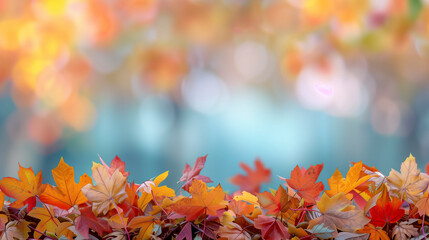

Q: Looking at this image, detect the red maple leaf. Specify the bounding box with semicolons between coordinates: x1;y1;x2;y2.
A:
254;214;290;240
99;155;129;177
284;164;324;204
369;197;405;227
230;159;271;194
75;202;111;238
179;155;212;191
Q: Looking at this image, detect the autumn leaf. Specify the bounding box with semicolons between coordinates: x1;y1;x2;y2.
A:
308;192;369;236
416;191;429;217
137;171;175;213
284;163;324;204
74;202;111;239
28;206;60;239
369;196;404;227
0;164;46;211
0;191;4;212
81;162;128;215
170;179;227;221
230;159;271;194
325;161;372;198
39;157;92;210
55;221;75;240
128;216;155;240
179;155;213;191
257;185;300;224
99;155;129;177
254;214;290;240
387;154;429;203
0;220;30;240
357;223;389;240
176;222;193;240
392;221;419;240
307;223;335;239
218;222;251;240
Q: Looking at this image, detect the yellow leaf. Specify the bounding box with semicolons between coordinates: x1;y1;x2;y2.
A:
28;206;60;239
233;191;260;206
387;154;429;203
128;216;154;240
326;162;372;198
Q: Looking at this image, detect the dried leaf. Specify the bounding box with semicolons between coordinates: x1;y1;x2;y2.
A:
81;162;127;215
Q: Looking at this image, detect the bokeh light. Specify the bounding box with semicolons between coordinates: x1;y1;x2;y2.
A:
0;0;429;187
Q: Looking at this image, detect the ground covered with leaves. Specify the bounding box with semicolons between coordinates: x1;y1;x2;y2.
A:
0;154;428;239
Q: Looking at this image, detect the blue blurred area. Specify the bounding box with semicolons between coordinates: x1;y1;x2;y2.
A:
1;82;426;191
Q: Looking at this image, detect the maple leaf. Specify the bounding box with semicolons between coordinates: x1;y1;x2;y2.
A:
74;202;111;239
284;163;324;204
128;216;155;240
230;159;271;194
257;185;299;224
0;191;4;212
307;223;335;239
39;157;92;210
218;222;251;240
387;154;429;203
357;223;389;240
0;220;30;240
254;214;290;240
99;155;129;177
0;164;46;211
55;221;75;239
228;191;259;217
227;200;254;218
176;222;193;240
179;155;213;191
369;196;404;227
308;192;370;236
392;221;419;240
325;161;373;198
28;206;60;239
81;162;128;215
170;179;227;221
416;191;429;217
137;171;175;212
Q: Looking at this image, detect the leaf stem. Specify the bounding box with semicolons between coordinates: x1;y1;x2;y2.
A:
27;224;56;240
36;195;59;227
113;203;130;240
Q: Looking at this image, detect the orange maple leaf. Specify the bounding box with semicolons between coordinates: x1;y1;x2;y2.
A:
357;224;390;240
284;163;324;204
230;159;271;194
28;206;60;239
325;161;372;198
257;185;300;225
39;157;92;210
0;164;46;211
170;179;227;221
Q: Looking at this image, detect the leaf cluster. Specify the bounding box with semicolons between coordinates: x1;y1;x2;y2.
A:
0;154;428;240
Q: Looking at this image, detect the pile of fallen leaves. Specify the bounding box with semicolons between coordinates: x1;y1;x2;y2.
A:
0;154;428;240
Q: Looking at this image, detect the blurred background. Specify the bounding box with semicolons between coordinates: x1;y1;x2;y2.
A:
1;0;429;189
